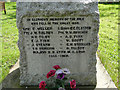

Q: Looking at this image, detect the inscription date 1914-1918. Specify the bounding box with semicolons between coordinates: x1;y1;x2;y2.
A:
49;54;69;57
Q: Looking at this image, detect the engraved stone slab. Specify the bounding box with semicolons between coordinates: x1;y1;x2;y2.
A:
17;1;99;86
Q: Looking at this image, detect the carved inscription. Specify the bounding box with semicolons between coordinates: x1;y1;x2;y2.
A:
22;17;92;57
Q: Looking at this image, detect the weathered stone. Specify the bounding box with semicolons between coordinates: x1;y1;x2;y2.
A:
17;0;99;86
1;68;20;88
1;56;117;89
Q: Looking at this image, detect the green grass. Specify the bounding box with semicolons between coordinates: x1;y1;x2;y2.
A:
0;2;119;88
98;4;119;88
0;2;19;83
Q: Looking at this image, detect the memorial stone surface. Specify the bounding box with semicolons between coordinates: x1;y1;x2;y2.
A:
17;0;99;86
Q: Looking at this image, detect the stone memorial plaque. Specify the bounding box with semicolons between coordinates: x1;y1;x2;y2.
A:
17;1;99;85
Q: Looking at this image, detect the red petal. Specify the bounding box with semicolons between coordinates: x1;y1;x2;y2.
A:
53;65;61;70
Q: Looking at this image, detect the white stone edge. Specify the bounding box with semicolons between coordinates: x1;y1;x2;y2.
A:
96;54;117;88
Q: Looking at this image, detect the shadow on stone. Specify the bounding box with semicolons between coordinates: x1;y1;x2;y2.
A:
1;68;20;88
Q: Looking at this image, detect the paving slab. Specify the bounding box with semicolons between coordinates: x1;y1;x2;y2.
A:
96;55;117;89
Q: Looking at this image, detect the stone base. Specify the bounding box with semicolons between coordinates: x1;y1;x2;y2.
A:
0;56;117;89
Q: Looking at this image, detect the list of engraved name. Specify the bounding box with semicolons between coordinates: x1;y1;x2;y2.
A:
22;17;91;57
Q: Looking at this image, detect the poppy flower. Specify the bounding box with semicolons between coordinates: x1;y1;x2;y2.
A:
39;81;46;89
56;69;63;75
56;68;70;75
46;70;56;78
57;73;65;79
53;65;61;70
70;80;76;88
62;68;70;74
